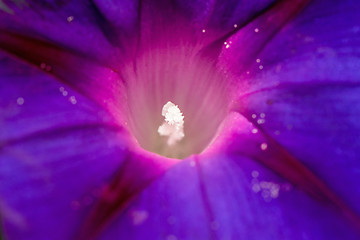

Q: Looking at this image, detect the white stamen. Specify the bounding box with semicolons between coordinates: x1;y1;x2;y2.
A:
158;101;185;145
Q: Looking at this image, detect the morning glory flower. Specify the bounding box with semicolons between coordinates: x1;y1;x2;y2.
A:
0;0;360;239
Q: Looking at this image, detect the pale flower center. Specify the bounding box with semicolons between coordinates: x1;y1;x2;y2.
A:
123;46;229;159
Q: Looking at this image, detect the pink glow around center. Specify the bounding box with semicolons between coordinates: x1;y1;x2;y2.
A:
122;45;230;159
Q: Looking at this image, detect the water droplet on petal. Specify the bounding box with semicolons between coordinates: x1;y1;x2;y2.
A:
16;97;24;105
67;16;74;22
257;119;265;124
167;235;177;240
260;143;268;150
131;210;149;226
69;96;77;104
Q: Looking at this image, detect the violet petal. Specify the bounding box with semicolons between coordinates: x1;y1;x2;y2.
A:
0;0;124;64
226;0;360;228
0;54;175;240
98;151;360;240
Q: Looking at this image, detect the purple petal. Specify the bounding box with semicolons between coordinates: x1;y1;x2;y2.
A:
218;0;311;86
1;0;359;239
225;0;360;225
96;151;360;240
0;54;116;141
0;53;121;239
0;54;175;239
0;0;126;64
175;0;276;30
79;151;176;240
0;31;130;125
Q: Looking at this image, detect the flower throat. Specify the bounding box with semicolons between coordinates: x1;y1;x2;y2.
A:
124;47;229;159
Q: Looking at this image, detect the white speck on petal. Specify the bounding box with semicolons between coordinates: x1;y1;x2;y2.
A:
131;210;149;226
67;16;74;22
252;184;261;193
257;119;265;124
69;96;77;104
16;97;24;105
260;143;268;150
167;235;177;240
251;172;288;201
